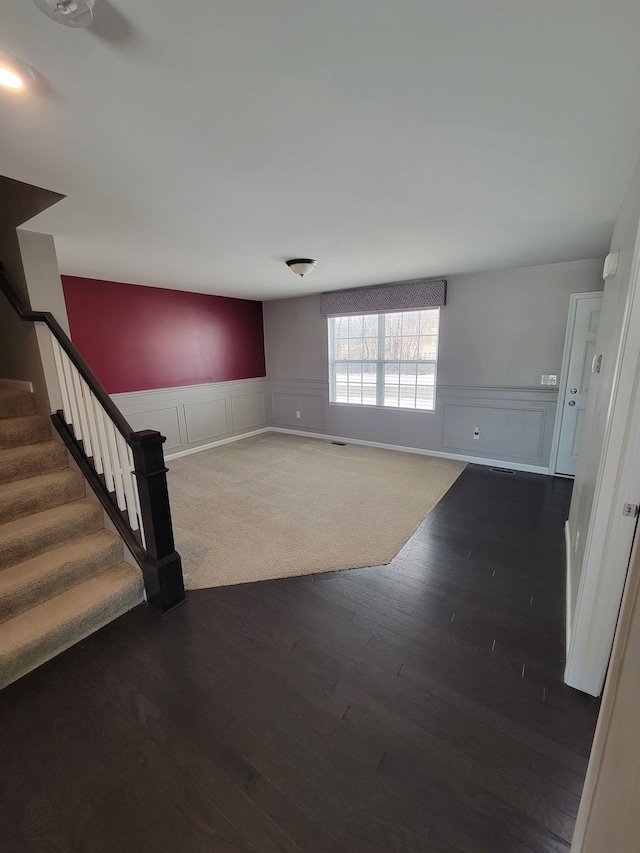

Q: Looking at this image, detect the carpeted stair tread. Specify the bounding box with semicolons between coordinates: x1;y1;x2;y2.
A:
0;499;103;570
0;562;144;689
0;530;123;623
0;469;85;524
0;440;68;485
0;388;35;420
0;414;51;450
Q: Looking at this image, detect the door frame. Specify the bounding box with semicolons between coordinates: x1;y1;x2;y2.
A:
565;220;640;696
549;292;603;477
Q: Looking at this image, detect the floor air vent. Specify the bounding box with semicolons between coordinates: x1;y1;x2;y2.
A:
490;466;516;474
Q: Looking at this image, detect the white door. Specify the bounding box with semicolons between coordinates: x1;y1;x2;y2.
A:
555;293;603;476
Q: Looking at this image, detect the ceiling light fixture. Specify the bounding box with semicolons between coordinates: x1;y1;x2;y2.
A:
33;0;96;29
0;53;35;90
286;259;317;277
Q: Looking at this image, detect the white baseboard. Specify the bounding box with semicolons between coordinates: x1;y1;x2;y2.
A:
269;427;550;474
164;428;270;460
0;378;34;393
163;422;551;474
565;520;572;657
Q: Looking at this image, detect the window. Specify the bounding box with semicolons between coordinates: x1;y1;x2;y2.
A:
328;309;440;411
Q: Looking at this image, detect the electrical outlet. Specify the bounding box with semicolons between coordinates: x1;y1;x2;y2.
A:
473;427;480;440
295;411;301;419
540;374;557;386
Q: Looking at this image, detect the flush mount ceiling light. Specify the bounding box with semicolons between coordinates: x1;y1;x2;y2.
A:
0;52;35;90
286;259;317;277
33;0;96;28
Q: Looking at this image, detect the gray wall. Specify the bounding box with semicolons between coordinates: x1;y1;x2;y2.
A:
567;159;640;621
264;258;604;469
0;176;64;415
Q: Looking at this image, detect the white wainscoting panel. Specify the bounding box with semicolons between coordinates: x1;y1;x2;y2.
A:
112;378;267;457
184;399;229;444
272;392;325;429
442;404;546;459
231;392;266;432
266;379;558;470
125;406;183;451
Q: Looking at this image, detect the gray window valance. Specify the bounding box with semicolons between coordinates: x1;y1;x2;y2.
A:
320;277;447;316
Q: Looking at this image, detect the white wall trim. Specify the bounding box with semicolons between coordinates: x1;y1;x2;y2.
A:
565;217;640;696
112;377;268;458
268;427;550;473
0;377;34;393
565;520;573;655
165;428;270;460
159;420;550;473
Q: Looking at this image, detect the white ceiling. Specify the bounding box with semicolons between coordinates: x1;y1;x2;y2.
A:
2;0;640;300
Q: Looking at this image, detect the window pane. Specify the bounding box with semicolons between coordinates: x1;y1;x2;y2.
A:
383;364;401;407
348;315;363;336
347;362;365;404
362;363;377;405
329;309;439;411
418;336;438;359
398;363;418;408
333;366;348;403
348;340;365;360
416;363;436;410
363;315;378;336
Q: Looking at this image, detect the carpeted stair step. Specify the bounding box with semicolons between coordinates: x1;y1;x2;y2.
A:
0;499;103;570
0;387;36;420
0;469;86;524
0;530;124;622
0;562;144;690
0;440;68;486
0;414;51;450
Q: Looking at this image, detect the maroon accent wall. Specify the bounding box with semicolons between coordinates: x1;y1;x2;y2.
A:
61;276;266;394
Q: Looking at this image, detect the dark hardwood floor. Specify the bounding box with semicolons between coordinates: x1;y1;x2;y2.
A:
0;464;600;852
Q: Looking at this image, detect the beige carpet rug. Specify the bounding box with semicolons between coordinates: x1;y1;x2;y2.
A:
168;433;466;589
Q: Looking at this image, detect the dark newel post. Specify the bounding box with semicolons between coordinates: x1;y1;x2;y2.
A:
129;429;186;614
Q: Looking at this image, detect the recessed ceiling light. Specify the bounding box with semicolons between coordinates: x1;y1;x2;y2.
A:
0;52;35;90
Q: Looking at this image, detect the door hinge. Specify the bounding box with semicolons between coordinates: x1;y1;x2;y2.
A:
622;503;639;518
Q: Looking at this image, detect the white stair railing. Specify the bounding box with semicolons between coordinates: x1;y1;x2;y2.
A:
50;337;147;548
0;259;185;614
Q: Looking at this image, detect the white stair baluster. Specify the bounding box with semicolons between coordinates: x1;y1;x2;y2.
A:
50;337;73;427
92;397;116;493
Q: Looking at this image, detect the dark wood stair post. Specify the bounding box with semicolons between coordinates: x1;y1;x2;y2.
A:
129;429;186;614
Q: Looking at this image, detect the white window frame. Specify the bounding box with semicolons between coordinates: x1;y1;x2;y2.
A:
327;309;439;412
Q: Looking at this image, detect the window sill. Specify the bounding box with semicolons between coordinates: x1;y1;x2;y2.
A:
328;401;436;415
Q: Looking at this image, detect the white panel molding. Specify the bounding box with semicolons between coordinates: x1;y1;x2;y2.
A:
112;377;267;458
126;405;183;451
442;403;546;460
115;377;553;472
265;377;557;468
437;384;559;401
230;391;266;432
184;398;229;444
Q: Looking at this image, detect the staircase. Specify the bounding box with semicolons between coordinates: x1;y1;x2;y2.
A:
0;386;143;689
